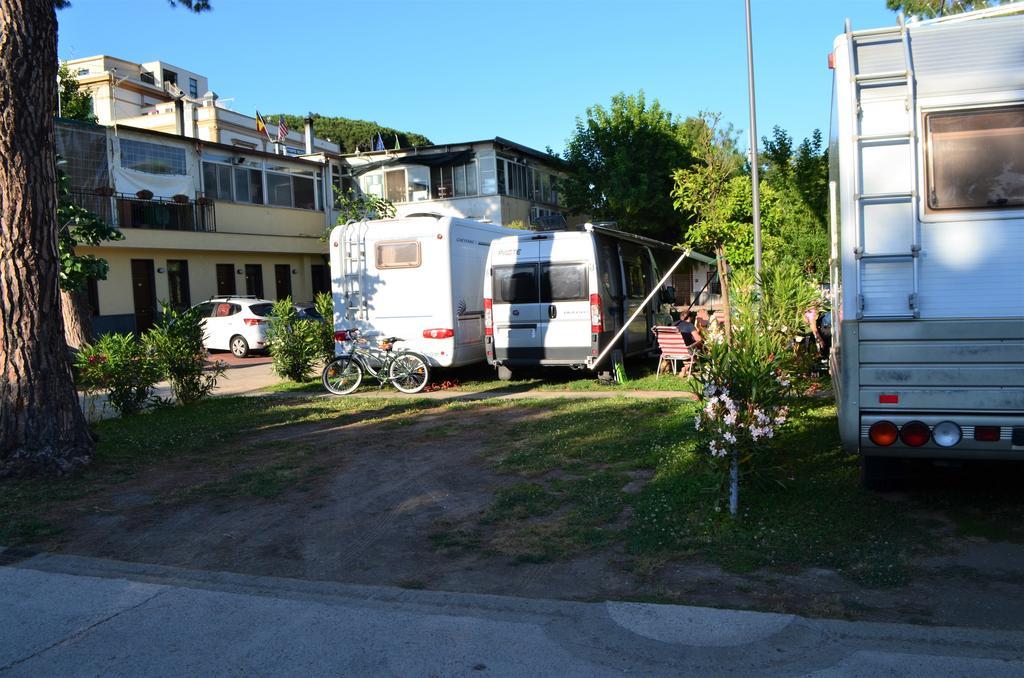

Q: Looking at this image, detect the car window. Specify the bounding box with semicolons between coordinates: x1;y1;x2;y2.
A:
192;302;216;318
212;303;239;318
296;307;323;320
249;303;274;317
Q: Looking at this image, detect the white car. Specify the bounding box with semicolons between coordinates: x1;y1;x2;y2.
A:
191;296;275;358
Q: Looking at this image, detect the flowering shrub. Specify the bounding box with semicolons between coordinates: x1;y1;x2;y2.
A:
75;332;162;416
689;265;803;513
265;298;324;382
145;304;225;404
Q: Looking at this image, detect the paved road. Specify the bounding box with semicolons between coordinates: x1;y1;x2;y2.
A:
1;552;1022;677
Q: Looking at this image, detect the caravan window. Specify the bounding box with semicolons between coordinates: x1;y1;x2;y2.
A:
493;265;539;304
925;106;1024;210
541;264;588;302
376;241;421;269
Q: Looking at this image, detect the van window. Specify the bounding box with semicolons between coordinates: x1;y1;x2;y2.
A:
493;265;538;304
541;264;588;302
926;106;1024;210
625;261;646;298
376;240;421;269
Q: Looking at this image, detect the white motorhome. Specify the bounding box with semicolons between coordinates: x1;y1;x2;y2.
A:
483;223;707;379
829;6;1024;486
328;215;519;368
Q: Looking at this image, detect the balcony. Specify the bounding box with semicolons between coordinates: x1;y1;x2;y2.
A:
115;193;216;232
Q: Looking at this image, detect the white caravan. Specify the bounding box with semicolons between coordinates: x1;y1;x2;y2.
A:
483;223;707;379
329;215;519;368
829;6;1024;485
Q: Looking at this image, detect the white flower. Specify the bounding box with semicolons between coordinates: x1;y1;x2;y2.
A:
724;432;737;444
694;416;702;431
703;384;717;397
781;325;788;333
723;411;736;425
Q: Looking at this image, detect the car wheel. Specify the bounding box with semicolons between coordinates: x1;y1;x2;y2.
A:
230;335;250;358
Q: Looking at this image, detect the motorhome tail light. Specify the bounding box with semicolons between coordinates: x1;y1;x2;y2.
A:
868;421;898;447
243;318;265;326
483;298;493;336
899;421;930;447
932;421;962;448
878;394;899;404
333;330;349;342
590;294;603;333
974;426;1000;442
423;328;454;339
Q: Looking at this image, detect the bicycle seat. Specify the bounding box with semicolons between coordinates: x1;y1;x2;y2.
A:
382;336;402;344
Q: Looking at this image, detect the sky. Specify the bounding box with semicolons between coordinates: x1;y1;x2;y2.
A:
57;0;898;154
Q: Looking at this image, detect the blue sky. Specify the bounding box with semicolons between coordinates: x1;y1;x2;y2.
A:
58;0;896;154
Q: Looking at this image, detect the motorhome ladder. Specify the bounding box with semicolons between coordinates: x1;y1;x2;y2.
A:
340;220;370;322
846;15;921;319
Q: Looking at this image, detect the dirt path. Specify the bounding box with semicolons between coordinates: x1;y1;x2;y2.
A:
32;401;1024;631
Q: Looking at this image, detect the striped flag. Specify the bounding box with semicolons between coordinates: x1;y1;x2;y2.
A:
255;111;271;139
277;116;289;142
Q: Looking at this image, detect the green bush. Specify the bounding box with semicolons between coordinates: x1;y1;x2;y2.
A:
75;333;162;416
145;304;225;404
265;297;324;382
314;291;336;363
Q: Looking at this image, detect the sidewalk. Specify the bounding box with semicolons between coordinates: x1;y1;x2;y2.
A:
2;552;1022;677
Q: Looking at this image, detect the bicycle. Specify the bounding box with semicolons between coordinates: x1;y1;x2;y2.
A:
322;328;431;395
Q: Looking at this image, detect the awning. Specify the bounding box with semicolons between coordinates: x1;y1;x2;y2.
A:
346;150;474;176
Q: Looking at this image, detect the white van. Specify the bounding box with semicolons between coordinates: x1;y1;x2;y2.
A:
329;214;519;368
483;223;686;379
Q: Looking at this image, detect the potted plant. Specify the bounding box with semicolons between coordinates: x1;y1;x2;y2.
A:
135;189;154;200
172;194;189;204
196;196;213;206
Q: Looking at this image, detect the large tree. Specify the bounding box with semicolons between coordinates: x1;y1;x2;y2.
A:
885;0;1005;17
0;0;206;476
558;91;703;243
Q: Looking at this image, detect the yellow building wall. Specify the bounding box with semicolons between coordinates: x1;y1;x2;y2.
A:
83;247;328;318
215;202;327;238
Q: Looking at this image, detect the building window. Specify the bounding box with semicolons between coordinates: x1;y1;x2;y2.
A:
234;167;263;204
360;173;384;198
431;161;477;200
385;169;406;204
496;158;506;195
202;162;233;200
121;139;187;175
265;169;318;210
293;175;315;210
166;260;191;311
479;156;497;195
245;264;264;298
140;71;155;85
926;106;1024;210
216;263;236;295
189;77;198;98
162;69;178;86
375;241;421;269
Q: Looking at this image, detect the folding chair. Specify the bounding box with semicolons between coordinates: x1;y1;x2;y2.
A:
652;325;696;377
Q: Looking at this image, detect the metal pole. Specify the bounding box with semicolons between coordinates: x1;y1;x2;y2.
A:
745;0;763;280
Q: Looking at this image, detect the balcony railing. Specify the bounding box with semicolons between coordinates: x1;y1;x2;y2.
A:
116;193;216;232
67;189;114;224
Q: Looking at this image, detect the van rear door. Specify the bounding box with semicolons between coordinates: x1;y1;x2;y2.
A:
491;261;543;362
539;262;592;362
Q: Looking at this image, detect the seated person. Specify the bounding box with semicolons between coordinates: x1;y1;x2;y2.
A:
674;311;703;348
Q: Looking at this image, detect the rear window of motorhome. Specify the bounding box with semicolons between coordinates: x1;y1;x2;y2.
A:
376;241;421;269
540;264;588;302
494;265;538;304
926;106;1024;210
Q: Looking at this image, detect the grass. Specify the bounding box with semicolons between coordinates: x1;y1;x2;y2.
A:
0;395;439;546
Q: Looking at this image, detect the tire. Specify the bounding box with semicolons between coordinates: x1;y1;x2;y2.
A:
389;352;430;394
322;357;363;395
230;335;250;358
496;365;514;381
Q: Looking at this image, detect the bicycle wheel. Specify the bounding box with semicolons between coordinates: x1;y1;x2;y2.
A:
388;351;430;394
322;356;363;395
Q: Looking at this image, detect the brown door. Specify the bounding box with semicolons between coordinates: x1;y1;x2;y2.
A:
275;264;292;301
216;263;237;296
131;259;157;332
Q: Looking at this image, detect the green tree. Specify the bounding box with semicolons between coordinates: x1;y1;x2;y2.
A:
57;166;124;346
885;0;1003;17
0;0;208;476
272;113;432;153
559;91;703;243
57;61;95;121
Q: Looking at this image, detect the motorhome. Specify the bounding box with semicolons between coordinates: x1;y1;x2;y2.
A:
329;215;519;368
483;223;710;379
829;6;1024;486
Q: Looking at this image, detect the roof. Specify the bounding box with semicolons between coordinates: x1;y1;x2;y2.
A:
341;136;564;168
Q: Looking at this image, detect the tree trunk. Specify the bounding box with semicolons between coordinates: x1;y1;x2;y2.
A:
61;288;93;349
0;0;94;475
